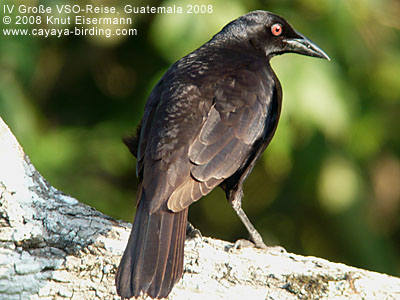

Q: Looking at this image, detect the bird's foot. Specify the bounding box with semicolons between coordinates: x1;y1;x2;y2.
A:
186;222;202;239
233;238;259;249
248;229;268;249
233;238;286;254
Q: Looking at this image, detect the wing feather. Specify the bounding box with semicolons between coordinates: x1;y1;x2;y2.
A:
198;107;229;144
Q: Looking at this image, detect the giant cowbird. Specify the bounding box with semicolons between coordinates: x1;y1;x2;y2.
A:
116;10;329;299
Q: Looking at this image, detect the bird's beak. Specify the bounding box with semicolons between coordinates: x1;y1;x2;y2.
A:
284;34;330;61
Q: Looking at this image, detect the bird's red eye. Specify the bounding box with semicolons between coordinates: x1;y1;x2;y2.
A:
271;23;283;36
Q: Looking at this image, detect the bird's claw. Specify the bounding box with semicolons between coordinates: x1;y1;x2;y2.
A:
186;222;202;239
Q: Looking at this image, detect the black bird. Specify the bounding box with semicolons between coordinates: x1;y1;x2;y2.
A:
116;10;329;299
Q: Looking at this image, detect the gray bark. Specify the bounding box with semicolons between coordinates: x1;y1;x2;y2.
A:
0;116;399;300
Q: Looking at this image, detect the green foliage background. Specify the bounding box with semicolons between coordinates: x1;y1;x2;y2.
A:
1;0;399;276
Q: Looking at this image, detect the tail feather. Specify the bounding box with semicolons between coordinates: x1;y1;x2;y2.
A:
136;212;162;286
162;207;186;296
116;197;188;299
147;211;174;296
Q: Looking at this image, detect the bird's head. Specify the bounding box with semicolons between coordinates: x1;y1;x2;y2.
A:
217;10;330;61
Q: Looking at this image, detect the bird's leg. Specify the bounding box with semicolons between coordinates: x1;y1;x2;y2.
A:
229;187;267;249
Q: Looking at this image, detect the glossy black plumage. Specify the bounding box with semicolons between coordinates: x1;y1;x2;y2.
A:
116;10;329;299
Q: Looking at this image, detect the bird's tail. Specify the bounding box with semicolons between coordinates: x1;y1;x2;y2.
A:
116;196;188;299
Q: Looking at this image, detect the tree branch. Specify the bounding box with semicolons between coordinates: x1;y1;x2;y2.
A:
0;116;399;300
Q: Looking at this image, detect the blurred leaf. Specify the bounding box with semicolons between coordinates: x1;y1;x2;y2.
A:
318;155;361;213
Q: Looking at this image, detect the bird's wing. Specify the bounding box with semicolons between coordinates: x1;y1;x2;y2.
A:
167;60;275;212
137;71;216;213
